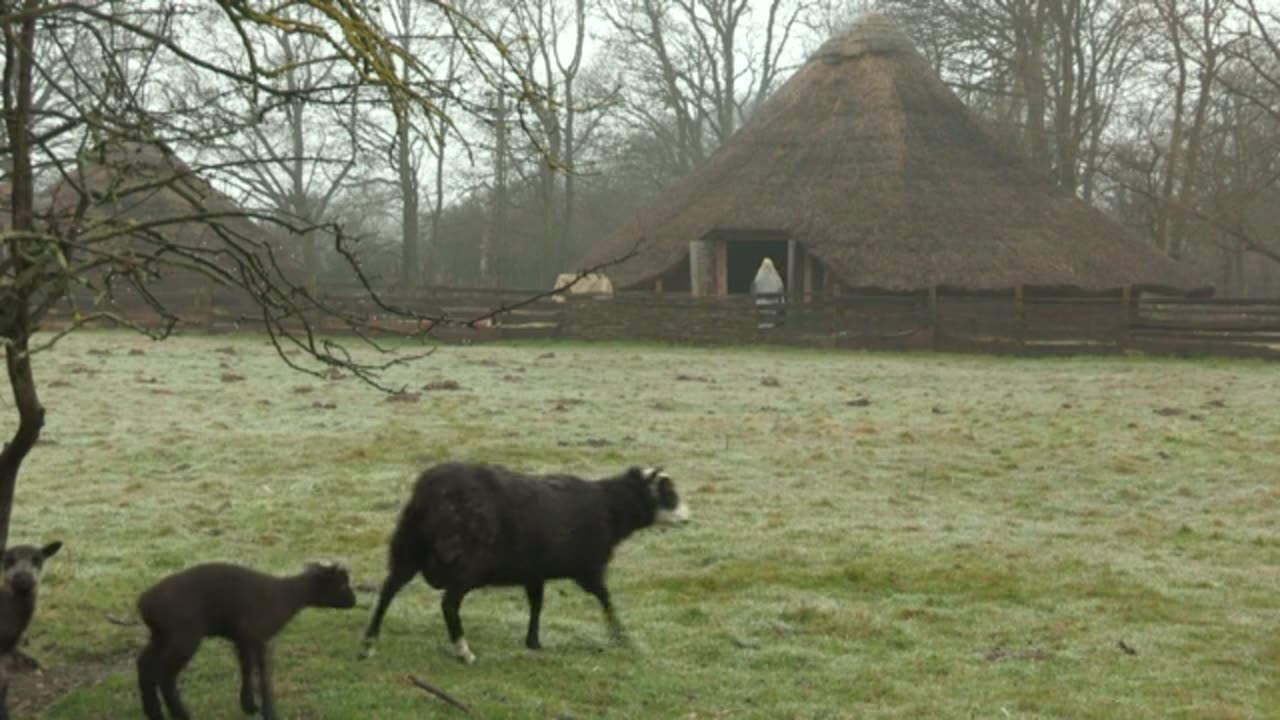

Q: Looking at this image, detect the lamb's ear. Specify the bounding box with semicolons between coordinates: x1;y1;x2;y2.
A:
637;466;663;482
41;541;62;559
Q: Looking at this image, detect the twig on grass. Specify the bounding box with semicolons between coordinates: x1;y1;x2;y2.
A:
407;673;474;715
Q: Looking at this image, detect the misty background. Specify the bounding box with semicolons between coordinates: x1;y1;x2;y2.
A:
12;0;1280;296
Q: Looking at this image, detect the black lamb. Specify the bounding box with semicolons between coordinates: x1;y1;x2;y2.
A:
362;463;690;663
136;561;356;720
0;541;61;720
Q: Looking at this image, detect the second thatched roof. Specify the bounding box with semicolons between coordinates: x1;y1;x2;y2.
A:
583;14;1203;292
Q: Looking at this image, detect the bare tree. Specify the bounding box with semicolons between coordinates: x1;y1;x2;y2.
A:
0;1;541;549
1228;0;1280;124
189;7;366;288
602;0;809;179
505;0;620;285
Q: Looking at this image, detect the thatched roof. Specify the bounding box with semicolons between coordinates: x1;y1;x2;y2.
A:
583;14;1204;292
44;140;262;246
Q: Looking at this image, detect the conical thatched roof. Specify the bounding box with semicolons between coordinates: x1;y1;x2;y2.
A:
583;14;1204;292
45;140;262;246
39;140;308;289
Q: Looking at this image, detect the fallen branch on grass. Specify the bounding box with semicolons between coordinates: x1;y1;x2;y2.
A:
407;674;473;715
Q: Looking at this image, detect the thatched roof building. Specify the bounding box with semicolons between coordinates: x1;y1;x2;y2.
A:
45;140;262;247
582;14;1204;296
40;140;306;293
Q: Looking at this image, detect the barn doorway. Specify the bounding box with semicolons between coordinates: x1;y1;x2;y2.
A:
725;239;788;294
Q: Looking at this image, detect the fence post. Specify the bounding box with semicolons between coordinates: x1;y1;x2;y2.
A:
786;240;798;304
1122;284;1136;349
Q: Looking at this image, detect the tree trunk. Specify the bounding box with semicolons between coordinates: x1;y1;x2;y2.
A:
0;1;45;551
1158;0;1188;257
1022;1;1051;177
1051;0;1079;191
397;107;420;289
431;130;446;285
563;90;576;274
485;92;508;286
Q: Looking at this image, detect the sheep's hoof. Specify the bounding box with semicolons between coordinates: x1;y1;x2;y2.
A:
454;638;477;665
525;637;542;651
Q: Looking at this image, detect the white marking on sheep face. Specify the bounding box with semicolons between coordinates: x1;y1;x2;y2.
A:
455;637;476;664
650;471;690;525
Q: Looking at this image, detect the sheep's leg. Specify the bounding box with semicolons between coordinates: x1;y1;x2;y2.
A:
441;587;475;664
136;638;167;720
157;637;200;720
255;644;278;720
234;640;258;715
575;574;628;645
361;564;415;658
524;581;545;650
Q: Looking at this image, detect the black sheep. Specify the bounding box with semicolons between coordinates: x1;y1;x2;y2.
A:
0;541;61;720
362;463;690;663
136;561;356;720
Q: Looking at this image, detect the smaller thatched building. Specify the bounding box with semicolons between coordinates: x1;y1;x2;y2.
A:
46;140;261;245
41;139;304;296
582;14;1203;298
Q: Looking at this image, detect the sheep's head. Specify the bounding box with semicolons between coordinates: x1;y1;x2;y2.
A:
639;467;691;526
304;561;357;609
2;541;62;594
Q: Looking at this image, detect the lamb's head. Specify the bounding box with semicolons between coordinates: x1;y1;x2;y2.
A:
3;541;62;594
637;467;691;526
303;561;358;609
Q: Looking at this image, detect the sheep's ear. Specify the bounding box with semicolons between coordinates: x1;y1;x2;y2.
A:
41;541;62;559
636;466;662;481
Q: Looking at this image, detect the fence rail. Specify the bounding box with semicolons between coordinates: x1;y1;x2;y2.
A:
44;285;1280;359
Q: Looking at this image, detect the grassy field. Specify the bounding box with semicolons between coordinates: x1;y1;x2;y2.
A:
6;329;1279;719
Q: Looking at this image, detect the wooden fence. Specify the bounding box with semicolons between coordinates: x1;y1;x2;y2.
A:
44;285;1280;359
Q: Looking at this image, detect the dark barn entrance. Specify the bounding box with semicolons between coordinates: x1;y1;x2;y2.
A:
725;239;788;294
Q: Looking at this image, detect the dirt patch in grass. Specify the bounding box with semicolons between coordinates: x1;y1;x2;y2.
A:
9;648;131;716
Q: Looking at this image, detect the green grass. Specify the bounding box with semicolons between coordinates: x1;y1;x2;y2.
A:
8;330;1280;719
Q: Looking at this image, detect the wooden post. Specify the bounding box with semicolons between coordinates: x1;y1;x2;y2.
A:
1122;284;1136;348
715;240;728;296
786;240;797;303
803;254;815;303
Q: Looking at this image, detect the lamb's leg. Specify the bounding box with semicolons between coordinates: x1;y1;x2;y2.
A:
361;563;415;658
255;644;278;720
0;679;10;720
157;636;200;720
136;638;167;720
524;581;545;650
575;573;628;645
441;587;475;664
235;640;258;715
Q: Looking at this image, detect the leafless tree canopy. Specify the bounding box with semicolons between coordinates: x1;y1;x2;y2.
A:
0;0;555;548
